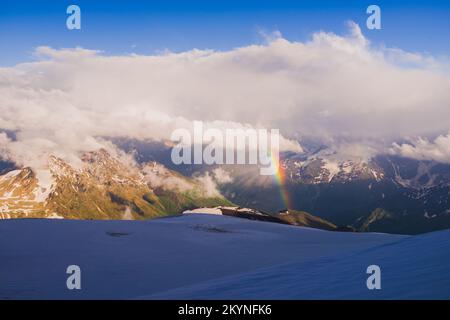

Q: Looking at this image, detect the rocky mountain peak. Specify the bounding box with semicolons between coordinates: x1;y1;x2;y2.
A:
0;149;230;220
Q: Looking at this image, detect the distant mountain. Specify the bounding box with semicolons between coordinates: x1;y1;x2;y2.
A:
5;138;450;234
0;149;231;219
106;139;450;234
211;149;450;234
0;159;15;175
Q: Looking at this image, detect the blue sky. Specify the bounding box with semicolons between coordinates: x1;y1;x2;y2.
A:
0;0;449;66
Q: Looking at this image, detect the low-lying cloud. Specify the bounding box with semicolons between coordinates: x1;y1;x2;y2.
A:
391;134;450;164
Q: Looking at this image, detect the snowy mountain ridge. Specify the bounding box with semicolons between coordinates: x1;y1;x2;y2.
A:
0;149;230;219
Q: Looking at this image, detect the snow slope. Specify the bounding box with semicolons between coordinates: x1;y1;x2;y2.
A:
149;227;450;299
2;213;443;300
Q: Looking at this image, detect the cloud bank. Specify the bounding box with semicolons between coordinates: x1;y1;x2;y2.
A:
1;22;450;168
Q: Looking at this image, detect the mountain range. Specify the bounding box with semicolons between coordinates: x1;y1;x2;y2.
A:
3;140;450;235
115;138;450;234
0;149;231;220
216;150;450;234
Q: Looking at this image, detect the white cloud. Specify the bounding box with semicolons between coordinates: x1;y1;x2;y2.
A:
391;134;450;163
193;172;221;197
211;168;233;184
1;22;450;168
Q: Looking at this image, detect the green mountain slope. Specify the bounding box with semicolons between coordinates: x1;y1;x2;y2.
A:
0;149;231;220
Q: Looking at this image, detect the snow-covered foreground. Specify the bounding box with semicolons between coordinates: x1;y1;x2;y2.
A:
0;214;448;299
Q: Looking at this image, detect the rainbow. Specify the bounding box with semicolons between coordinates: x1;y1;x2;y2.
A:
271;153;291;210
